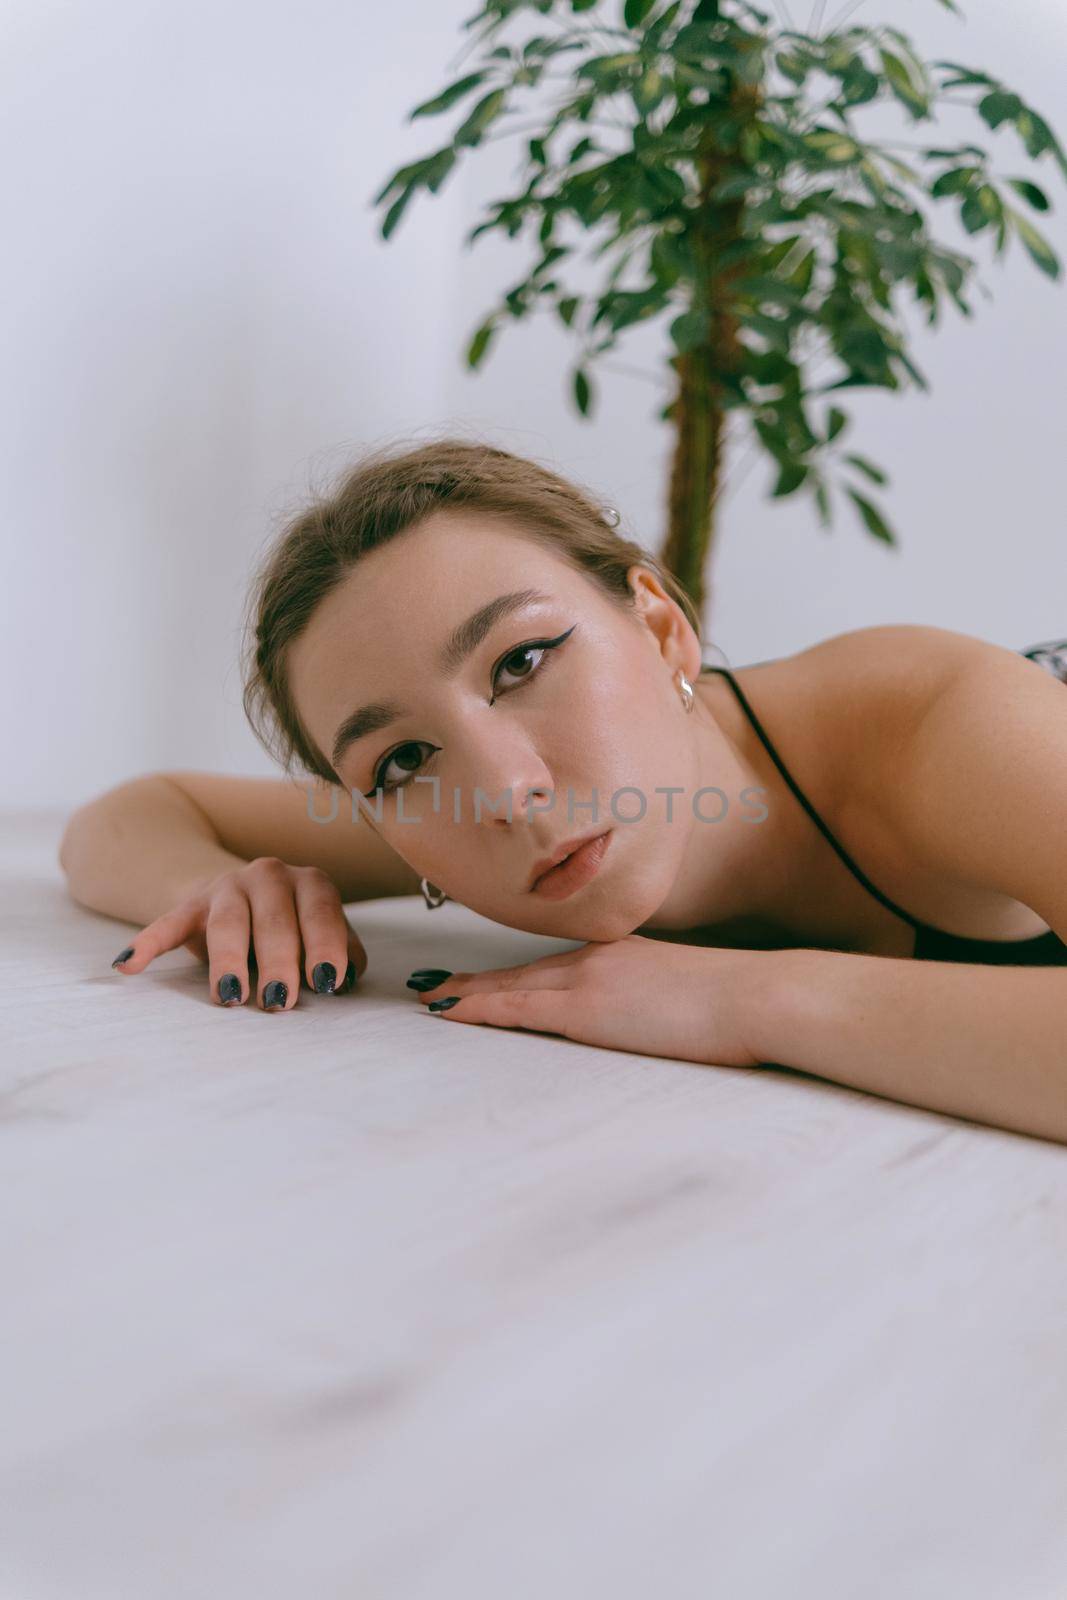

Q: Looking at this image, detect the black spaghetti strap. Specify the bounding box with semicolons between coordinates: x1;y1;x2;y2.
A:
702;665;929;931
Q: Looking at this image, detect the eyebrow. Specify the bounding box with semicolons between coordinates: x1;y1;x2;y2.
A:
329;587;554;772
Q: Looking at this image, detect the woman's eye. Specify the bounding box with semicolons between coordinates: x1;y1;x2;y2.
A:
368;626;574;795
493;642;546;692
491;625;575;697
371;742;431;795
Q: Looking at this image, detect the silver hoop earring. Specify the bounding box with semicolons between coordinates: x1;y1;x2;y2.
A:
675;669;694;713
420;877;448;909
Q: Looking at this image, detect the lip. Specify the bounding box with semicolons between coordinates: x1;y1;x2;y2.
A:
529;828;614;899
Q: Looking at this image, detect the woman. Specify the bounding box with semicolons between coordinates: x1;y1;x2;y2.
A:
61;439;1067;1143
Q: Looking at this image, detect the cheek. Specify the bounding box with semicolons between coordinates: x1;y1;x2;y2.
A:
585;672;692;791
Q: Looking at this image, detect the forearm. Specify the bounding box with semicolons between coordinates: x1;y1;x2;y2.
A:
59;776;248;927
752;948;1067;1145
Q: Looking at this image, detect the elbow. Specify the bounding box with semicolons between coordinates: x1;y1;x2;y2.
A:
57;807;92;900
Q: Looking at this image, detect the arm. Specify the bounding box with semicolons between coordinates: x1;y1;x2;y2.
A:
59;776;251;927
751;949;1067;1144
59;770;421;927
749;639;1067;1144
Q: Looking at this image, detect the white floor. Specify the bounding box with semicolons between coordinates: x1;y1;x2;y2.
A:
4;809;1067;1600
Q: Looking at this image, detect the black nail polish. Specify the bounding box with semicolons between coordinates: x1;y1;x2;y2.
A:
263;980;288;1010
313;962;337;994
218;973;242;1005
112;946;134;968
407;969;453;991
338;959;358;994
407;968;452;985
427;996;460;1012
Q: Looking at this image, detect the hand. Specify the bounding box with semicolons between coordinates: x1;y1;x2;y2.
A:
411;933;776;1069
109;856;368;1011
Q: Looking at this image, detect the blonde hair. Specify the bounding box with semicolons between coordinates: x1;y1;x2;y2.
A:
241;435;706;786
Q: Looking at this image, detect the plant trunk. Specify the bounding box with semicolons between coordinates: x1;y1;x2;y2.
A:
660;84;761;631
661;346;725;625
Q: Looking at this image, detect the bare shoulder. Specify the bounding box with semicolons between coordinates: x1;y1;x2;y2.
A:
828;627;1067;933
795;621;1009;697
782;623;1025;808
792;622;1063;831
791;622;1019;729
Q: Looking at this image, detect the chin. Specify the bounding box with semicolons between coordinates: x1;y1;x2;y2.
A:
540;880;667;944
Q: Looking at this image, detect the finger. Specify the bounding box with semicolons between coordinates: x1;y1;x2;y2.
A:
292;870;368;996
110;899;205;975
423;987;571;1037
183;930;210;964
414;951;581;1001
246;860;304;1012
204;881;253;1007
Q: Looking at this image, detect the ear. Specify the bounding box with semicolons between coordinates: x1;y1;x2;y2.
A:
625;565;703;680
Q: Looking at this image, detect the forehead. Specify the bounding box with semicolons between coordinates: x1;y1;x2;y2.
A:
286;511;607;740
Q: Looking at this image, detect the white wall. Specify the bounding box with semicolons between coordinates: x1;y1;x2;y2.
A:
4;0;1066;808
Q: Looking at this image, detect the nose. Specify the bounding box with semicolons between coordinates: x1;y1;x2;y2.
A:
464;728;554;827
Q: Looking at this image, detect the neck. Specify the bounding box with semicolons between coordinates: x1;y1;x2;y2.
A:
638;668;811;939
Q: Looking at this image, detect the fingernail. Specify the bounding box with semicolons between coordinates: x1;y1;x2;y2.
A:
313;961;337;994
407;968;453;991
427;996;460;1012
338;960;358;994
263;980;288;1010
112;946;135;968
218;973;242;1006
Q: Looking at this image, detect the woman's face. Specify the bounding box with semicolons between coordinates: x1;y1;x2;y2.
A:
287;511;715;942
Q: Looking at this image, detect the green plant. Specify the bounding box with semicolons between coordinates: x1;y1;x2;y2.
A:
371;0;1066;622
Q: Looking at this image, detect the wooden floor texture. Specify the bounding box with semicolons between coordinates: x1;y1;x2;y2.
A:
3;809;1066;1599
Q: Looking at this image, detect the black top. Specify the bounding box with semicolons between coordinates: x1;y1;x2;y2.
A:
700;663;1067;966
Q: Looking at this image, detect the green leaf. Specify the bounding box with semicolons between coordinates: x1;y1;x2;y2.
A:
776;50;808;86
842;452;888;486
1006;177;1050;212
466;320;497;369
803;129;859;163
815;371;877;396
453;88;507;149
977;183;1003;220
960;191;990;234
977;91;1023;131
669;309;710;355
579;52;640;83
845;487;896;545
423;148;457;194
771;460;809;498
1015;109;1067;179
814;478;832;529
878;48;929;119
409;72;487;121
754;415;792;464
1009;208;1061;279
634;67;667;115
930;165;979;198
624;0;656;24
922;145;987;160
573;367;593;416
372;156;432;207
381;185;416;240
557;296;580;328
825;406;848;443
840;62;880;107
931;63;997;89
785;247;817;295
